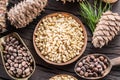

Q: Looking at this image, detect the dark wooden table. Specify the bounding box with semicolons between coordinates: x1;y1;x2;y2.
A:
1;0;120;80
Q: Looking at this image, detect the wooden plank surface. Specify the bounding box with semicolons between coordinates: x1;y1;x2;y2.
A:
0;0;120;80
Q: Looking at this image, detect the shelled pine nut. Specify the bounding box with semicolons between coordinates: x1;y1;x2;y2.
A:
34;13;85;63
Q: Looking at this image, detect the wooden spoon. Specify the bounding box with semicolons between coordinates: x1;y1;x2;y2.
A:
74;54;120;80
0;32;36;80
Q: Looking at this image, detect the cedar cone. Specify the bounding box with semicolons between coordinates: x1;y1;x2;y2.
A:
0;0;8;33
57;0;83;3
7;0;48;28
92;11;120;48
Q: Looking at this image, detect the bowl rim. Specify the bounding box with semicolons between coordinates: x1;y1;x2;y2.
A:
33;12;88;66
74;53;112;80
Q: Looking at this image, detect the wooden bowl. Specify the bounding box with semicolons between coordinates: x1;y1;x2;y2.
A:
49;74;78;80
33;12;87;66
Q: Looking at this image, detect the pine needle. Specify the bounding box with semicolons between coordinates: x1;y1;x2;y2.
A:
79;0;111;33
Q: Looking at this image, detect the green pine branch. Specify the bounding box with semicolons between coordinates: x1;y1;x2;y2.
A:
79;0;111;33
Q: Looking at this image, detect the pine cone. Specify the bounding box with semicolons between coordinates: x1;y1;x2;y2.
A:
7;0;48;28
0;0;8;33
92;11;120;48
57;0;83;3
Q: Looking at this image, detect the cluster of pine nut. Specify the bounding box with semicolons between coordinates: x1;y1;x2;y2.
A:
49;74;77;80
34;13;84;63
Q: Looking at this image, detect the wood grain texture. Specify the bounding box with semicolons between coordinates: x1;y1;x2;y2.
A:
0;0;120;80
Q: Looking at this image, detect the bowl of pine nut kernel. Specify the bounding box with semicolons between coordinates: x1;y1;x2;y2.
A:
33;12;87;65
49;74;78;80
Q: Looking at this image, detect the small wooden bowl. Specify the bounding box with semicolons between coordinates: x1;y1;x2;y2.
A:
49;74;78;80
33;12;87;66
